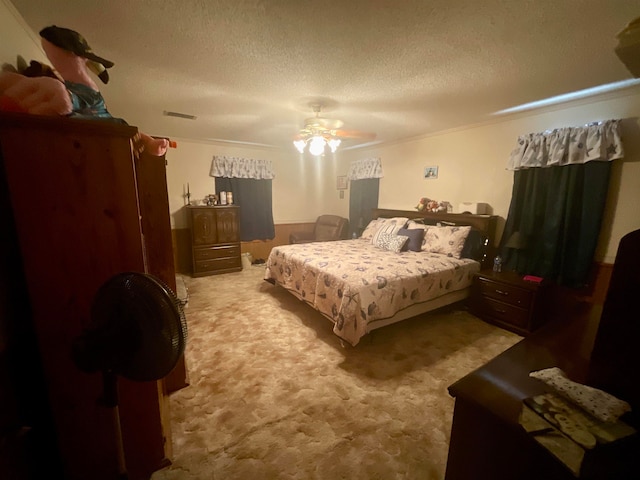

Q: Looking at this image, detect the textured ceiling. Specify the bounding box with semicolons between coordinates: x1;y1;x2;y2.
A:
9;0;640;150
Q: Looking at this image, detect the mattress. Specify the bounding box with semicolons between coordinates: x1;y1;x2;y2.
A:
264;239;481;345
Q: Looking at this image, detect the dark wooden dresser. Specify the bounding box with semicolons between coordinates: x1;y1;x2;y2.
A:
469;270;550;335
0;112;180;479
446;230;640;480
187;205;241;276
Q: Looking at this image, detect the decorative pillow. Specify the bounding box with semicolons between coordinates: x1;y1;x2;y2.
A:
422;225;471;258
530;367;631;422
405;220;432;251
374;232;408;253
368;217;409;245
397;227;425;252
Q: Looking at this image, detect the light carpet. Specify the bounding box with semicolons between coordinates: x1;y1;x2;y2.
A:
151;266;521;480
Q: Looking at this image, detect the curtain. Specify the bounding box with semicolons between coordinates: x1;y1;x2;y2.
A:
347;157;383;180
347;157;382;236
507;120;623;170
210;155;275;179
210;155;275;242
501;120;623;288
349;179;380;237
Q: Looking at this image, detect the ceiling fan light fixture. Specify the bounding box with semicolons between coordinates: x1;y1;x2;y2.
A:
293;135;342;156
328;138;341;153
294;103;372;155
293;139;306;153
308;136;327;156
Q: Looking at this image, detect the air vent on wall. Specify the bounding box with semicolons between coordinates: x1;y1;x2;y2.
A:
163;110;197;120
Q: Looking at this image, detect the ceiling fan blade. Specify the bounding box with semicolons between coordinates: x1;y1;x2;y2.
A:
293;132;308;141
304;117;344;130
332;129;377;140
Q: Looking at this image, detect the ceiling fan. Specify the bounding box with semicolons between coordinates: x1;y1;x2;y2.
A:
293;103;376;155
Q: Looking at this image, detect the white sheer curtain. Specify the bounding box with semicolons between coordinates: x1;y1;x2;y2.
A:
210;155;275;179
507;119;624;171
347;157;383;180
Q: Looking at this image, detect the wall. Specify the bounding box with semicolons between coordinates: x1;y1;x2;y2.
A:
341;87;640;263
0;0;45;66
164;139;349;229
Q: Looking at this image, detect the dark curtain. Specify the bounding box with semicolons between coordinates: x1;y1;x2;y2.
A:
215;177;275;241
348;178;379;237
501;161;612;288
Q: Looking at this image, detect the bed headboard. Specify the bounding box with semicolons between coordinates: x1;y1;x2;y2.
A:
372;208;498;250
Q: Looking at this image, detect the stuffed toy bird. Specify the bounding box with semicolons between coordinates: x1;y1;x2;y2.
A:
0;25;172;156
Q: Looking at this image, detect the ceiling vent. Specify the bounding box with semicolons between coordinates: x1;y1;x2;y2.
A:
163;110;197;120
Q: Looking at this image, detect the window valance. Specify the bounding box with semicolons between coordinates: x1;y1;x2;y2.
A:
507;119;624;171
210;155;275;179
347;157;383;180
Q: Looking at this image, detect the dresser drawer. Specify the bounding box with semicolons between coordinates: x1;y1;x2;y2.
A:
194;244;240;261
471;296;530;329
477;277;532;309
194;256;241;274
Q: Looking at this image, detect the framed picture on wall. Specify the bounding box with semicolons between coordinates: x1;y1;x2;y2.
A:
424;166;439;179
337;175;348;190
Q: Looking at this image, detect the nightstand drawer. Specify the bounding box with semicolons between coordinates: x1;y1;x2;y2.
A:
477;277;532;309
471;296;530;329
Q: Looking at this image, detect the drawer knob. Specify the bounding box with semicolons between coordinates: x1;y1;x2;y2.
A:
495;289;509;296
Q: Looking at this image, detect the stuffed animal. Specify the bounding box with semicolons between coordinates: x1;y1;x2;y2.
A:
0;25;171;156
415;197;451;213
416;197;430;211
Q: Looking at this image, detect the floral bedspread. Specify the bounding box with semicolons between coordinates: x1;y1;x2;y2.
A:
264;239;480;345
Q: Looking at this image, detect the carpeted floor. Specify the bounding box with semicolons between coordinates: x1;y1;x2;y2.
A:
151;266;521;480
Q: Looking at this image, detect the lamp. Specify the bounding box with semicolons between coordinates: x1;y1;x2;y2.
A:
294;135;341;155
504;231;529;274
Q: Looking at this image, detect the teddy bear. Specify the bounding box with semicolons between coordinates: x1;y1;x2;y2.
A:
0;25;171;156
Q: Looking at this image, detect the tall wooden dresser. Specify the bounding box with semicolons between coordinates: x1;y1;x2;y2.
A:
187;205;242;276
0;112;179;480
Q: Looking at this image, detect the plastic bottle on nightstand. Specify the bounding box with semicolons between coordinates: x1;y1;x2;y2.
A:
493;255;502;273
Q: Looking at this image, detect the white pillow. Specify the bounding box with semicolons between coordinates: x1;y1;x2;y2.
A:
374;232;408;253
423;225;471;258
369;217;409;245
530;367;631;423
360;218;385;241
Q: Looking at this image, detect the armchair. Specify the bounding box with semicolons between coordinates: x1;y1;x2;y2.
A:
289;215;350;244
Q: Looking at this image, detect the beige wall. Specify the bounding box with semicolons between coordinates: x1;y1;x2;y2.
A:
341;87;640;263
1;0;46;66
164;139;350;229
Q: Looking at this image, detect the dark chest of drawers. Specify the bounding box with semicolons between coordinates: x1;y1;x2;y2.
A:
469;270;549;335
187;205;241;276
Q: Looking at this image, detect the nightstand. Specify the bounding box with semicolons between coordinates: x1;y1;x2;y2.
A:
468;270;549;335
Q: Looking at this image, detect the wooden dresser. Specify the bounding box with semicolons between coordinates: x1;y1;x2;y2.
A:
446;230;640;479
468;270;550;335
187;205;242;276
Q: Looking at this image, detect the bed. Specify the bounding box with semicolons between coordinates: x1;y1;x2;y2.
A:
264;208;497;346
